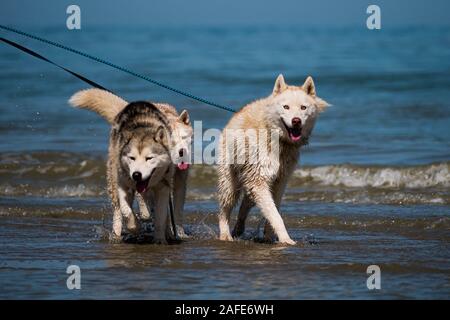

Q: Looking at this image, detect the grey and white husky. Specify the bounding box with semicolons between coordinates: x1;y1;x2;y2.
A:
70;89;192;243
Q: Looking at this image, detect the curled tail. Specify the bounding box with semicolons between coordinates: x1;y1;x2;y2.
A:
69;89;128;124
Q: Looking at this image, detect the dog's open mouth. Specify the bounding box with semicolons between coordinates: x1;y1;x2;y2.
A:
135;168;155;194
136;178;150;193
282;120;302;142
177;162;189;170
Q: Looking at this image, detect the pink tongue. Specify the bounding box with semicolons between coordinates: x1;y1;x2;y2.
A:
136;181;147;193
177;162;189;170
290;133;301;142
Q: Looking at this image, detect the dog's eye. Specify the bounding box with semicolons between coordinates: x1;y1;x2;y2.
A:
283;105;290;110
301;105;307;110
129;156;135;161
146;157;153;161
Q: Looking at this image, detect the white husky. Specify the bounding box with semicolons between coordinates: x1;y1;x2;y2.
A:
217;74;329;245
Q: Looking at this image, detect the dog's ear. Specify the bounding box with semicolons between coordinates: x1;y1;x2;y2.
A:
303;76;330;111
154;126;168;144
273;74;288;95
315;97;330;112
179;110;190;125
302;76;316;97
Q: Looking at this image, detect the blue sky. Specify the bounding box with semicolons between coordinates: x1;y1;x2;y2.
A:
1;0;450;27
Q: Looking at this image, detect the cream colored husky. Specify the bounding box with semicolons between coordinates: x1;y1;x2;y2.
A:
217;74;329;245
69;89;193;238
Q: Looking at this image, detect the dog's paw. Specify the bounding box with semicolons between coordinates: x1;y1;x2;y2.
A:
278;237;296;246
219;233;234;241
112;221;123;239
176;225;190;239
139;208;151;221
140;214;151;221
110;233;123;243
126;216;140;233
232;226;245;238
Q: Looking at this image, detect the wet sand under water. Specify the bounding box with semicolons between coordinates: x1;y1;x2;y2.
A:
0;201;448;299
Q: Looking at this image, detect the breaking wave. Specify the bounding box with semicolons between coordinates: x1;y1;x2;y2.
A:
292;163;450;189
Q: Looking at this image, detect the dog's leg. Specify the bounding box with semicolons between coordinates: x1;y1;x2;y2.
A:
263;178;288;242
107;152;123;238
165;213;178;241
136;192;151;220
232;194;254;237
111;207;123;238
118;186;138;233
172;167;189;238
263;220;275;242
153;185;170;244
109;187;123;238
248;181;295;245
217;165;240;241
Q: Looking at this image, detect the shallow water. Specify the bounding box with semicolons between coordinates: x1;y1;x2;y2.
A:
0;25;449;299
0;202;448;299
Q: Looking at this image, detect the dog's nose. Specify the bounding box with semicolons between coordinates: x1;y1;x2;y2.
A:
292;117;301;126
132;171;142;182
179;149;184;157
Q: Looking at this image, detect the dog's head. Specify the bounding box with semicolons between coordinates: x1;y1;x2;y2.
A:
120;127;171;193
169;110;193;171
268;74;329;144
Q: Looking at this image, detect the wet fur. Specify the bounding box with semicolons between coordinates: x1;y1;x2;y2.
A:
70;89;192;238
217;74;329;245
108;102;174;243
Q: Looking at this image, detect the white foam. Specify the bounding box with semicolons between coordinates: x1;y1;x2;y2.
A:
294;162;450;189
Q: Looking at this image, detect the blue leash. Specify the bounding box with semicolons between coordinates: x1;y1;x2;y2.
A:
0;24;236;113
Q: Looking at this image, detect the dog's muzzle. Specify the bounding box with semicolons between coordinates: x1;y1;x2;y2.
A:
176;148;190;170
282;118;302;142
132;169;154;193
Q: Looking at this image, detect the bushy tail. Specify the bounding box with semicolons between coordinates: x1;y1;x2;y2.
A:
69;89;128;124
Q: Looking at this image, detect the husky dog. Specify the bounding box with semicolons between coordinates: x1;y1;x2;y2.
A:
217;74;329;245
109;101;172;242
69;89;192;241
